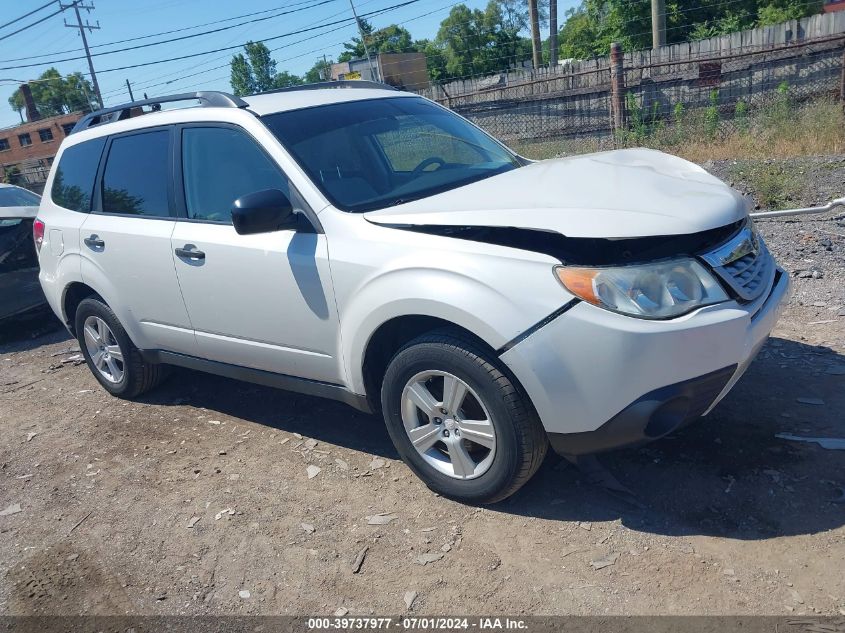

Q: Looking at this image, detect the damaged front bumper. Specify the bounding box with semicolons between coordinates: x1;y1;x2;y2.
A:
500;268;790;456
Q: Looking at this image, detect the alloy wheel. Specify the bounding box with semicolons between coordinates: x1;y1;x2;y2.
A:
400;370;496;480
82;316;125;384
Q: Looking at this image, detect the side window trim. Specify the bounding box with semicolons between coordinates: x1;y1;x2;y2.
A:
175;122;322;233
92;125;179;220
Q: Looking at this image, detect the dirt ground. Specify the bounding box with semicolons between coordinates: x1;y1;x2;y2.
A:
1;167;844;618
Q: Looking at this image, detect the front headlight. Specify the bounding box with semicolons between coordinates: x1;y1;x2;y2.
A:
555;258;729;319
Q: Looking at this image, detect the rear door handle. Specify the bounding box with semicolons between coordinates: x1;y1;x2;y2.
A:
175;245;205;261
83;234;104;249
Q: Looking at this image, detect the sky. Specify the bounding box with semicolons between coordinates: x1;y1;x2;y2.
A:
0;0;580;130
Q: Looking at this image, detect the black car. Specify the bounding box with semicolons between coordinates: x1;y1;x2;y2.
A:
0;184;44;322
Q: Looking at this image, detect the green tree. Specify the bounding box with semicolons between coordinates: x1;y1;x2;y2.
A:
8;68;97;120
338;18;376;62
417;39;448;83
433;2;530;80
556;6;601;59
556;0;822;58
273;71;303;89
304;58;334;83
757;0;817;26
245;42;277;92
230;53;255;96
229;42;302;96
338;22;417;62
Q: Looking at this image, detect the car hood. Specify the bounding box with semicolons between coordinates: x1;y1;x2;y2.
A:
364;148;747;238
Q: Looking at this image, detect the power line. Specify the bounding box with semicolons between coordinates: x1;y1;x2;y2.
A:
94;0;423;76
0;0;321;64
0;0;341;71
0;0;57;32
0;2;74;42
132;0;460;99
97;0;392;97
91;0;448;101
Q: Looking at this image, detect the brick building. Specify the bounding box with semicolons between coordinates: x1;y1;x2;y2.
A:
0;111;82;190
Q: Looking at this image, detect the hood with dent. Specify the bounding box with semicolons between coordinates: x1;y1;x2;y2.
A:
365;148;746;238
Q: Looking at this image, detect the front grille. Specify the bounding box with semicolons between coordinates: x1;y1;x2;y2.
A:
701;225;775;302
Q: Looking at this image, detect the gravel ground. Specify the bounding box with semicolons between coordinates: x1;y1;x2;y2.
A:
0;156;843;618
707;155;845;316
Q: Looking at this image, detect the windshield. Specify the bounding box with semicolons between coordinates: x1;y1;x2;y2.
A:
0;186;40;207
262;97;523;213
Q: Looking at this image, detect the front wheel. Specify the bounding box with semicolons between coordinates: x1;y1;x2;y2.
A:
380;329;548;504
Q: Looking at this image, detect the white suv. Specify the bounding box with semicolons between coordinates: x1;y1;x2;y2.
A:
35;82;789;503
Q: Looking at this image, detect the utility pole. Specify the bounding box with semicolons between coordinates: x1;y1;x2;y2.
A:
61;1;103;109
527;0;542;70
549;0;558;68
125;79;134;101
651;0;666;49
348;0;379;82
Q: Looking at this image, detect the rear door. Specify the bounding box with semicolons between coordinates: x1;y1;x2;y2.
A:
169;124;339;382
37;137;106;322
79;127;196;354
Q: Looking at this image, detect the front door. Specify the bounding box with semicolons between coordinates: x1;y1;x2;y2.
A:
79;127;196;355
170;125;339;383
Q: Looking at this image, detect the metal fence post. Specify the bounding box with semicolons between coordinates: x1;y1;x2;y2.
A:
840;45;845;112
610;42;626;134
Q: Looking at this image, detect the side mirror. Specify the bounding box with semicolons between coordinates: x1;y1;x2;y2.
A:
231;189;298;235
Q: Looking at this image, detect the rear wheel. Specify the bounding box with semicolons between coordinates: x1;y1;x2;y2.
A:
381;329;547;504
74;297;168;398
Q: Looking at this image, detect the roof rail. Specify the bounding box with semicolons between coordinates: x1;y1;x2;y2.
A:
70;91;249;134
254;80;399;96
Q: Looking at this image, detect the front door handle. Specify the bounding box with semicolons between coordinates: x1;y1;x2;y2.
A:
175;245;205;261
83;234;105;249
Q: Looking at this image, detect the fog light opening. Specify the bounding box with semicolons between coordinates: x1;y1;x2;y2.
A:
644;397;691;438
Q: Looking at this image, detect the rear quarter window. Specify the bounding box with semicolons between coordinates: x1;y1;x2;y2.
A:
50;137;106;213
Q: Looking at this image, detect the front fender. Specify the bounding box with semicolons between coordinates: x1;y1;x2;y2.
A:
340;264;564;394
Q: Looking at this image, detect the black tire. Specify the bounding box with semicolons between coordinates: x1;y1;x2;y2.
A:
74;297;168;398
380;328;548;504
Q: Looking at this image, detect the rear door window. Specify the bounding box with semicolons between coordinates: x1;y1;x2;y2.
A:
50;137;106;213
101;130;172;217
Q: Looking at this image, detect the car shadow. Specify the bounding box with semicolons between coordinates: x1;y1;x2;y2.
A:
0;307;65;349
138;335;845;541
7;318;842;540
495;336;845;540
139;369;400;462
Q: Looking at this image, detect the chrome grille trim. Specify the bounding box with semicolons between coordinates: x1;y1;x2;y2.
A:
701;226;775;302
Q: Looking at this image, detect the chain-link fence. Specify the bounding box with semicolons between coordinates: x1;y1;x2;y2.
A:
419;11;845;158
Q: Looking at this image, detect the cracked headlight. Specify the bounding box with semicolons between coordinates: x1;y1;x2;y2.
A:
555;258;729;319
